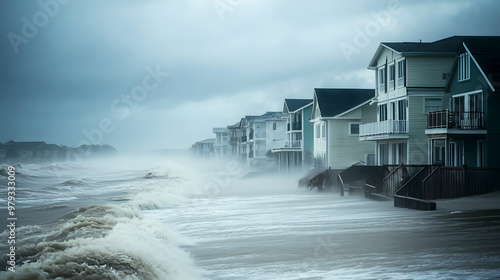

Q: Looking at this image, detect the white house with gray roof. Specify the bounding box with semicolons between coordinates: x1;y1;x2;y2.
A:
360;36;472;165
310;88;376;169
240;112;286;167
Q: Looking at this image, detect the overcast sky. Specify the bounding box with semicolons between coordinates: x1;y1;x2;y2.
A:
1;0;499;151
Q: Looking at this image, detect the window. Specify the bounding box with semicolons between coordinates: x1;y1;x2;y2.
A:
315;124;320;138
349;122;361;135
378;67;386;93
321;123;326;138
398;99;407;120
469;92;483;112
397;60;405;87
424;98;442;114
388;64;395;90
273;123;276;130
379;104;388;121
458;52;470;82
398;142;408;164
390;102;396;120
379;143;389;165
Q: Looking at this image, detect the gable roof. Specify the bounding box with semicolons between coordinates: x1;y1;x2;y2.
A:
445;36;500;92
368;36;486;69
313;88;375;118
227;122;240;129
283;99;313;113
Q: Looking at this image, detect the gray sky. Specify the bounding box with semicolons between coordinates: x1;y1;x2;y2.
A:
1;0;499;150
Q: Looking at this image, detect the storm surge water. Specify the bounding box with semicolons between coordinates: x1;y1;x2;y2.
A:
1;157;500;279
0;158;206;280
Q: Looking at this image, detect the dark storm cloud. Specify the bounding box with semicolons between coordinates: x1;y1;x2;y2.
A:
1;0;500;150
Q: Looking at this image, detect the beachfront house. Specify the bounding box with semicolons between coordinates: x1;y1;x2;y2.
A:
212;127;230;158
5;141;47;159
190;138;215;159
360;36;473;165
240;112;286;167
310;88;376;169
272;99;313;172
426;36;500;167
227;122;244;161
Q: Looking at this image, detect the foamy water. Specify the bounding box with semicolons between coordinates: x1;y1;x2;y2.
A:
1;158;500;279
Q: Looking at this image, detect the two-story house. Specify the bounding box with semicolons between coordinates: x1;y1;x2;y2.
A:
426;36;500;167
227;122;243;160
190;138;215;159
272;99;313;172
212;127;230;158
243;112;286;167
360;36;472;165
311;88;376;169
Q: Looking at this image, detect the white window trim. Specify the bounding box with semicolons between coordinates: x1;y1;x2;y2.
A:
396;58;406;88
388;63;395;91
458;52;470;82
378;66;386;94
348;122;362;136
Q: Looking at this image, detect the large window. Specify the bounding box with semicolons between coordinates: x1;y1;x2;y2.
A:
398;99;407;120
379;143;389;165
378;67;386;93
388;64;395;90
397;60;405;87
458;52;470;82
379;104;388;121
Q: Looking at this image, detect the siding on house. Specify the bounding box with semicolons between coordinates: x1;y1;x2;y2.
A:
302;105;314;159
407;95;430;164
327;104;376;169
406;56;454;88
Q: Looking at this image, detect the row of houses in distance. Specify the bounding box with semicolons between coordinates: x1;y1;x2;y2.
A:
190;35;500;172
0;141;117;163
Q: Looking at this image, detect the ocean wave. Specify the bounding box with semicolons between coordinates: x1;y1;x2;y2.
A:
0;205;203;280
43;179;88;190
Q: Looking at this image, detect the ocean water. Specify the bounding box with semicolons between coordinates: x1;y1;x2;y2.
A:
1;158;500;279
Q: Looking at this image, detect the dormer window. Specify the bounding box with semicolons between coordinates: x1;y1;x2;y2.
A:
458;52;470;82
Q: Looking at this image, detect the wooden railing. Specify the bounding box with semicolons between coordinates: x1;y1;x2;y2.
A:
427;110;485;130
382;164;429;197
395;166;500;200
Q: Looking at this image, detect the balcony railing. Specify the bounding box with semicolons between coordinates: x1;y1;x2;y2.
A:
272;140;302;150
427;110;484;130
359;120;408;137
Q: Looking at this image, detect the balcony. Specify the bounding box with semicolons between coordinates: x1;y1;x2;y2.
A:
426;110;486;135
272;140;302;151
241;136;247;143
359;120;409;141
287;122;302;131
229;136;238;143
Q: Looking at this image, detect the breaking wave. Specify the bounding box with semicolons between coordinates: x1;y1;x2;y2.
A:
0;160;206;280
